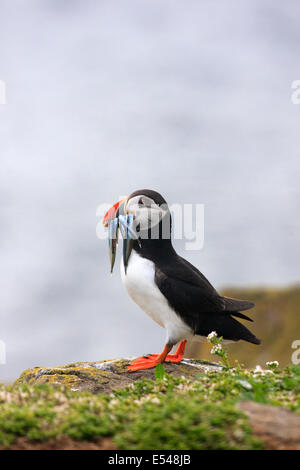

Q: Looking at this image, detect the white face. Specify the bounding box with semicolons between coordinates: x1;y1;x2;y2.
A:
125;195;169;234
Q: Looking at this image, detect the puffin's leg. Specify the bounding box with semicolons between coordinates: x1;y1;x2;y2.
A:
130;340;187;365
165;340;187;363
128;340;187;371
128;344;172;372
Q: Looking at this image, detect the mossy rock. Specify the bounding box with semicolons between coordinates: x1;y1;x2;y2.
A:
15;358;223;394
2;364;300;449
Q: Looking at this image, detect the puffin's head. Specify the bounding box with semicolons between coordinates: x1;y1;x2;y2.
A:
124;189;170;232
103;189;171;272
103;189;169;232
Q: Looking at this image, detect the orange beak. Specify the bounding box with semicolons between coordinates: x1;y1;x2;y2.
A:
103;198;126;227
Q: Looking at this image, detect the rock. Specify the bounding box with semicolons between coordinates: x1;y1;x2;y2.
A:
15;358;223;394
238;401;300;450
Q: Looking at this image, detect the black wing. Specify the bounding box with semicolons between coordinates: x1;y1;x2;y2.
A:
155;255;260;344
155;255;225;314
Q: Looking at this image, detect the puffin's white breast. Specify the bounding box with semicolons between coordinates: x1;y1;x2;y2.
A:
120;250;193;344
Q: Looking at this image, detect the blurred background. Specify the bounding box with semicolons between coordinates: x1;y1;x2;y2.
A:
0;0;299;382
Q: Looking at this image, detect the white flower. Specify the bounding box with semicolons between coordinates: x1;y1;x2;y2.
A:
207;331;217;341
253;365;264;374
253;364;273;376
266;361;279;368
211;344;222;355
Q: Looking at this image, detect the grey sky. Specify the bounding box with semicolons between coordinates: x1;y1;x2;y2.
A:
0;0;299;380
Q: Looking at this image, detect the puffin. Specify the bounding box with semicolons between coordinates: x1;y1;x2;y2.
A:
103;189;261;372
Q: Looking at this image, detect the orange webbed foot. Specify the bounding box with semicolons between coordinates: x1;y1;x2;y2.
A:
128;355;161;372
127;341;187;372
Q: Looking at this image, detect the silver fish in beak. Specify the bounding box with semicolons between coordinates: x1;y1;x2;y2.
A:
108;217;119;274
119;213;139;273
103;198;139;274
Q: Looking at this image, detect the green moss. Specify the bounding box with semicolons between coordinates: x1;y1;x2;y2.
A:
1;364;299;449
114;394;261;450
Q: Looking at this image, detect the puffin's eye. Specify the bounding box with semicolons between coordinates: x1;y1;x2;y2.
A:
138;197;144;205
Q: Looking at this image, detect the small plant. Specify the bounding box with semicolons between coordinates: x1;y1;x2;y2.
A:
154;363;165;380
207;331;230;368
266;361;279;370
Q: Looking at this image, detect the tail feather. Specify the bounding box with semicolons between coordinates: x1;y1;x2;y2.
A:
231;311;253;322
196;313;261;345
223;296;255;312
227;316;261;345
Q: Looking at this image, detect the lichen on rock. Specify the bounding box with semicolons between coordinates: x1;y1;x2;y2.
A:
15;358;223;394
